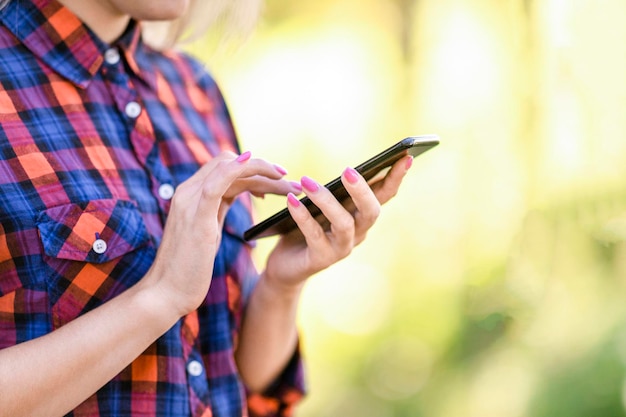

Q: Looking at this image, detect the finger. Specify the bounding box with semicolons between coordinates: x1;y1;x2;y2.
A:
226;177;303;199
285;192;330;251
174;151;241;203
186;150;239;186
300;176;354;250
370;155;413;205
340;167;381;231
193;153;253;220
239;158;291;181
184;152;288;194
173;151;294;215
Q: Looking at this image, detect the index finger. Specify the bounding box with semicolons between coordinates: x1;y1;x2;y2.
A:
194;153;254;219
187;151;287;190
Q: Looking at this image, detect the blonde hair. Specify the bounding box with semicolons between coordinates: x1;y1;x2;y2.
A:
0;0;264;50
142;0;264;50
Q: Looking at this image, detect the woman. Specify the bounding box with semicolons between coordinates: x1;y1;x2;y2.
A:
0;0;414;416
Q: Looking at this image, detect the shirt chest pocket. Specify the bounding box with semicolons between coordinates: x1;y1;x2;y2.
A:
36;199;154;328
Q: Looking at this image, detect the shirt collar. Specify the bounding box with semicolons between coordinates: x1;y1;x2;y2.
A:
0;0;145;89
117;19;154;89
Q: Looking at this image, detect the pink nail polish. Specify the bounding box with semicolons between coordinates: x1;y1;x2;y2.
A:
405;156;414;170
343;167;360;184
274;164;288;176
236;151;251;163
301;176;319;193
290;181;303;193
287;193;301;207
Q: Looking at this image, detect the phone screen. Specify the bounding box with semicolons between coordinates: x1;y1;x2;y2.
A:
243;135;440;241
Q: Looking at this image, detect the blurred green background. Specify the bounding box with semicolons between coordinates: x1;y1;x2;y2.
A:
187;0;626;416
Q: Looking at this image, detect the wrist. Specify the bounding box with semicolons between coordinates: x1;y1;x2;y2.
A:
132;272;187;328
258;271;305;302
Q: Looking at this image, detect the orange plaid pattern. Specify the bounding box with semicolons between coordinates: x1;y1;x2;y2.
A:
0;0;305;415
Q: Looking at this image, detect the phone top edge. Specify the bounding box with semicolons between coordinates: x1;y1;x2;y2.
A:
402;135;440;146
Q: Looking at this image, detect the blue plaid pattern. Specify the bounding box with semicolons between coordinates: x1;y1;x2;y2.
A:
0;0;304;416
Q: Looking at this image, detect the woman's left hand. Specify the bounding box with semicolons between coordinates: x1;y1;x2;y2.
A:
263;155;413;288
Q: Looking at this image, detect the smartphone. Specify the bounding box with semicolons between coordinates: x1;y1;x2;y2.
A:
243;135;440;241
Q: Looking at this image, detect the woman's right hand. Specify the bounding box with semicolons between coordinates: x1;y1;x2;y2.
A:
142;151;300;318
0;151;304;417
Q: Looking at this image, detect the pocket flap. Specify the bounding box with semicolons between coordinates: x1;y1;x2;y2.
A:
36;199;149;263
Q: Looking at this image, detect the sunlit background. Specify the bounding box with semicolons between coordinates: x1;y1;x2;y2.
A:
186;0;626;416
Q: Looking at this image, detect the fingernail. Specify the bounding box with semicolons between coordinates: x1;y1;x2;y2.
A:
405;156;414;170
343;167;360;184
236;151;251;163
287;192;301;207
274;164;288;176
290;181;303;193
301;176;319;193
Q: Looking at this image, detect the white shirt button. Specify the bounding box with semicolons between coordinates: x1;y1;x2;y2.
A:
92;238;107;254
104;48;121;65
158;183;175;200
125;101;142;118
187;360;203;377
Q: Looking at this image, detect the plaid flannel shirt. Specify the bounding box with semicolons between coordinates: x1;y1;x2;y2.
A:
0;0;304;416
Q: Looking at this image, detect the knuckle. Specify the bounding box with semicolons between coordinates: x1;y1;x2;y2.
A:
364;204;381;223
201;182;220;199
219;150;238;159
334;216;355;233
170;193;180;208
378;189;396;203
170;189;187;208
338;243;353;259
215;159;233;170
307;223;325;240
215;160;241;180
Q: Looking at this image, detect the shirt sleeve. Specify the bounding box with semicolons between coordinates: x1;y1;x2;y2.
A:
246;346;306;417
